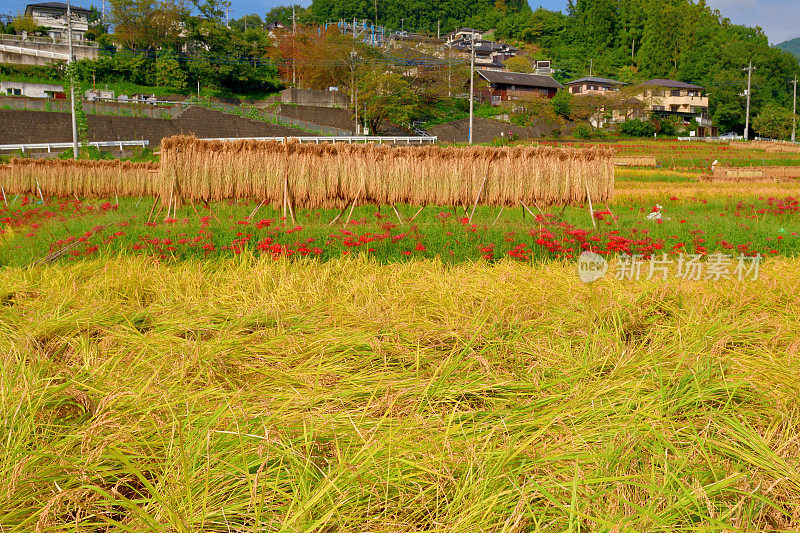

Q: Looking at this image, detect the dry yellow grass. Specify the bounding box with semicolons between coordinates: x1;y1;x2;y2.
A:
616;179;800;199
160;136;615;209
614;156;658;167
2;256;800;530
703;165;800;183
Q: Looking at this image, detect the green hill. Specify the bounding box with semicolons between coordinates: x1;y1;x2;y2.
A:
777;37;800;60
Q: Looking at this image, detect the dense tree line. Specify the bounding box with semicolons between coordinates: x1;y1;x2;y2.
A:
490;0;800;134
306;0;531;35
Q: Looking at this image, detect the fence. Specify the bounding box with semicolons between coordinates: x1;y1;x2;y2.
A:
0;140;150;153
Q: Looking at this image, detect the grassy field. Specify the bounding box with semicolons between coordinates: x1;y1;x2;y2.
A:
2;257;800;530
2;144;800;530
1;183;798;267
544;140;800;171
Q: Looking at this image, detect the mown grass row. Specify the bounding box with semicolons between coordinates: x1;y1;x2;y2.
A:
1;257;799;530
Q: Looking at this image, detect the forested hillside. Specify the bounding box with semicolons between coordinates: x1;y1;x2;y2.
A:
308;0;800;133
777;37;800;60
308;0;532;34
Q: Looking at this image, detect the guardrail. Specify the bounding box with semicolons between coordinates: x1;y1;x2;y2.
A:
0;140;149;153
678;136;799;144
199;136;438;144
0;42;69;60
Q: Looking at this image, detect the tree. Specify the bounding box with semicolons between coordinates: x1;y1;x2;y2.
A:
155;50;187;90
753;104;796;140
10;14;43;34
356;62;418;134
551;89;572;118
264;5;312;26
190;0;230;23
109;0;188;50
504;55;535;73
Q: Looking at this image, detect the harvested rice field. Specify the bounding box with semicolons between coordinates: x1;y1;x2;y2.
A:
2;139;800;531
2;258;800;530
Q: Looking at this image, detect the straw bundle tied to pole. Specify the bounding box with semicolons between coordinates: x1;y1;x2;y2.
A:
0;159;159;198
159;136;615;208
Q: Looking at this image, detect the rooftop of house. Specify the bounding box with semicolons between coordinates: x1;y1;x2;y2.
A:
568;76;626;86
26;2;91;13
477;70;563;90
640;78;704;90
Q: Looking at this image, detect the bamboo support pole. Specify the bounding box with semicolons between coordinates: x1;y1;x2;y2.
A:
329;203;350;226
410;206;425;222
146;195;160;223
469;173;489;224
491;206;505;227
520;201;537;219
36;180;44;204
249;198;266;220
189;198;202;221
392;204;405;225
604;203;619;227
586;183;596;227
344;186;364;226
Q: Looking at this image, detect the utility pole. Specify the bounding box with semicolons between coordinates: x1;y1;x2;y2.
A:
351;49;357;131
401;18;405;34
792;75;798;143
468;30;475;145
292;7;296;85
589;59;593;77
225;7;231;28
66;2;79;160
743;60;755;141
437;20;440;40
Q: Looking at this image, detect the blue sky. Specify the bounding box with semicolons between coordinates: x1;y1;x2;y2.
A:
2;0;798;44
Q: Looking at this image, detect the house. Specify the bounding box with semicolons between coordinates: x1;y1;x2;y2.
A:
447;36;519;70
265;20;287;39
567;76;625;95
475;70;563;105
445;28;483;43
532;60;553;75
637;79;709;120
24;2;90;41
1;80;64;98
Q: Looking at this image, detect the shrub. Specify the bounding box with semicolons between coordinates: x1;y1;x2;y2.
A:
619;119;656;137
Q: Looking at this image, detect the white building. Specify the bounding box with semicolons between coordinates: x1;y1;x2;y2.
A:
1;80;64;97
24;2;91;42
